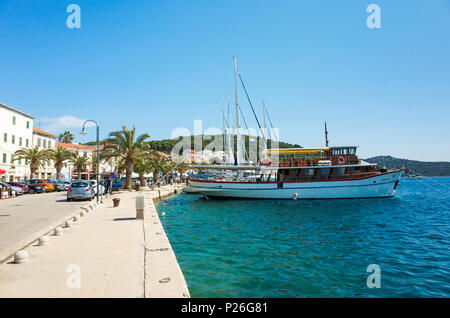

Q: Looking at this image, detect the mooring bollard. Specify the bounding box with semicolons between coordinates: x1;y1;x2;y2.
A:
65;220;73;228
14;250;28;264
54;227;63;236
293;193;298;200
80;210;86;217
136;194;145;220
73;215;80;222
38;236;49;246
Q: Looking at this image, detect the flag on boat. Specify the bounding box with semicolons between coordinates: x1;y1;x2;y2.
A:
249;137;256;143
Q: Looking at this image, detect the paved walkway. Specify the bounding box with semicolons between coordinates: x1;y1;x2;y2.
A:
0;192;90;262
0;185;189;298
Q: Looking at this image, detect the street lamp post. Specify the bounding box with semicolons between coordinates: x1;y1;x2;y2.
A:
80;120;101;203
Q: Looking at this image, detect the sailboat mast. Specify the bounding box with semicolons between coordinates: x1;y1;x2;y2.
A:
262;100;268;158
324;121;329;147
234;56;243;165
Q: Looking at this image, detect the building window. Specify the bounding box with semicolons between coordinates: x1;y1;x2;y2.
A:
18;159;22;165
2;154;6;163
37;138;41;147
48;141;51;148
43;139;47;148
12;135;15;144
19;137;22;146
26;139;29;147
3;133;6;143
13;116;16;125
27;121;29;128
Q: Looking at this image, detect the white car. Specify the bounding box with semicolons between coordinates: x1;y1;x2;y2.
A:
89;180;105;195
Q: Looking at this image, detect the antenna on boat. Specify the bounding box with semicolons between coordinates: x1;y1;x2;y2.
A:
324;121;329;147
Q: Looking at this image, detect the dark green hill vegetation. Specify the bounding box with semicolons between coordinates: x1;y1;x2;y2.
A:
83;134;301;155
365;156;450;176
147;134;301;155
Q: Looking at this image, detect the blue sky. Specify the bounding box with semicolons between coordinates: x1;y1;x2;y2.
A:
0;0;449;161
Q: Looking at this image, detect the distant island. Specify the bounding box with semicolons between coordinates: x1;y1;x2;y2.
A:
365;156;450;176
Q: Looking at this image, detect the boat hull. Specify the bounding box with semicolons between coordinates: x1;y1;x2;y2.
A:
187;170;403;200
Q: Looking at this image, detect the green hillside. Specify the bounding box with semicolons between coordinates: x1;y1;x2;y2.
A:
365;156;450;176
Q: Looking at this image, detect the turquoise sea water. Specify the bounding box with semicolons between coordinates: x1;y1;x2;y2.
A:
156;178;450;297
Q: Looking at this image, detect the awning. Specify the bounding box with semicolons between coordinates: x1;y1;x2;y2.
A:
0;169;6;174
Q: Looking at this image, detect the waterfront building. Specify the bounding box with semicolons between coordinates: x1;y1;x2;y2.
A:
57;142;115;180
32;127;56;179
0;103;34;181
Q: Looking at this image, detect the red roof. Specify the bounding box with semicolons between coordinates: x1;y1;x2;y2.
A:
33;127;56;138
56;142;95;151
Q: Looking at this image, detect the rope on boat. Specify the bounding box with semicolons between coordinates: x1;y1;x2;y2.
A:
403;169;449;195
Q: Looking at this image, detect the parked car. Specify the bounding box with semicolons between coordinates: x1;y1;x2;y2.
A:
28;179;55;192
46;180;66;192
67;181;94;201
0;181;24;195
22;182;44;194
89;180;105;195
111;178;123;191
63;181;71;189
7;182;29;193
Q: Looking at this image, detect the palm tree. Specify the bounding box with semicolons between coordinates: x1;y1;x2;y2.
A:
102;126;150;189
69;154;88;180
133;157;153;187
149;152;169;185
12;146;52;179
58;131;75;143
48;145;73;180
87;153;100;176
115;157;126;173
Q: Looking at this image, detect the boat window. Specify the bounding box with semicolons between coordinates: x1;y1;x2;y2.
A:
304;168;314;176
337;167;345;175
320;168;330;176
343;148;348;155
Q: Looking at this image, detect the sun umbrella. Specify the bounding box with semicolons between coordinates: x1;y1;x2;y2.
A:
0;169;6;174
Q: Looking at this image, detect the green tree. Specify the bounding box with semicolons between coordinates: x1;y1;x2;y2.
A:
58;131;75;143
133;156;153;187
88;153;101;176
12;146;52;179
149;152;169;185
48;145;73;180
69;154;88;180
102;126;150;189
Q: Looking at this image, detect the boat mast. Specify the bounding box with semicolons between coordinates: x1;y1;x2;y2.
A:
226;94;233;164
222;108;226;164
262;100;268;159
234;56;243;165
324;121;329;147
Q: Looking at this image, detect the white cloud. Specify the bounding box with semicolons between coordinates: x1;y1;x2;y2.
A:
37;115;95;133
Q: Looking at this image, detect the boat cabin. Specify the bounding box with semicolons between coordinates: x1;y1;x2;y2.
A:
262;146;360;167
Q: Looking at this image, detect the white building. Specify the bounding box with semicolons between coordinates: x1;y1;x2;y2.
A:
0;103;34;181
32;127;56;179
57;142;115;180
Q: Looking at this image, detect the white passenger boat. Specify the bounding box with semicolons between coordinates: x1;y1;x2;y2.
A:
186;147;403;199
